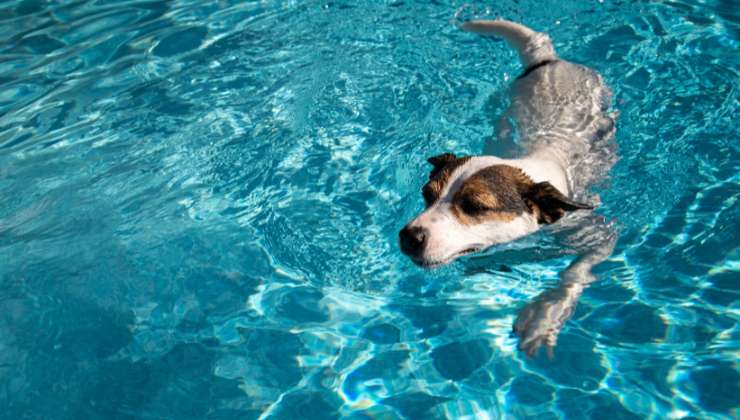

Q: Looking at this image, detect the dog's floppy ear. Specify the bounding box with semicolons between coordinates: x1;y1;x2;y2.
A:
427;153;456;179
522;181;593;224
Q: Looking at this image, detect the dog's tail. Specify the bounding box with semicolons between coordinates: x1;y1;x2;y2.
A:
460;19;557;70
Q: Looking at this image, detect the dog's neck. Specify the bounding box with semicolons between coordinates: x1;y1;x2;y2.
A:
515;154;570;195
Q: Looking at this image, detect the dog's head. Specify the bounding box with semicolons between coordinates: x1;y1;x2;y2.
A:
399;153;593;267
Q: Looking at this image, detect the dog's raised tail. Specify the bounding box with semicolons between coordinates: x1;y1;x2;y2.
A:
461;19;557;70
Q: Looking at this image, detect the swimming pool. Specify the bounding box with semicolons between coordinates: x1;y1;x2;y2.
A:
0;0;737;418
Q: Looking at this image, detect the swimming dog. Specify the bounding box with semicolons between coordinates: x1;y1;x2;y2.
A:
399;19;617;356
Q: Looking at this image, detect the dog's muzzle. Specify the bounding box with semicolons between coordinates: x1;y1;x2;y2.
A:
399;225;428;257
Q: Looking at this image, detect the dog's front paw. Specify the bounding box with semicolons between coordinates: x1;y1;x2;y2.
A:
513;288;577;358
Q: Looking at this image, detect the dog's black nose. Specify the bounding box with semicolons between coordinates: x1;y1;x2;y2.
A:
399;225;428;255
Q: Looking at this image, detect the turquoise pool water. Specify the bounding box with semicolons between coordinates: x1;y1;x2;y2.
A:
1;0;738;418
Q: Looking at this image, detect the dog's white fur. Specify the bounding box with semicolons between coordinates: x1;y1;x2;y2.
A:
405;19;614;267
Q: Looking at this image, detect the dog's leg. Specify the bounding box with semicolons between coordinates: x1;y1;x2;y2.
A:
513;219;618;357
484;107;521;157
485;113;522;158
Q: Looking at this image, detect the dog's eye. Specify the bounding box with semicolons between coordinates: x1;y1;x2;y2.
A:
460;197;490;215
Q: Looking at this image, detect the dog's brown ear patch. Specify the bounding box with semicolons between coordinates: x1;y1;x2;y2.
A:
522;182;594;224
422;153;470;206
427;153;457;179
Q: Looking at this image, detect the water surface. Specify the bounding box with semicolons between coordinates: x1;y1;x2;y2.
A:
0;0;738;418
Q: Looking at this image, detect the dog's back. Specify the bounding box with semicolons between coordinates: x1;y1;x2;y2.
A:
462;20;617;195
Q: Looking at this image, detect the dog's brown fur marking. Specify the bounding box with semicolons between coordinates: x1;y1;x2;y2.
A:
421;160;593;225
422;154;471;206
451;165;533;225
451;205;519;225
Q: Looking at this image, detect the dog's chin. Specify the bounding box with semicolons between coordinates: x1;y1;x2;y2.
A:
411;247;482;269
